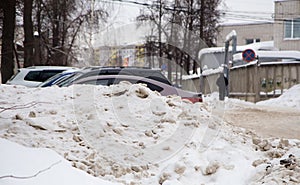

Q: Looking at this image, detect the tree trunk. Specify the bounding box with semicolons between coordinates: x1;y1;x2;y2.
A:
186;0;194;75
23;0;34;67
1;0;16;83
158;0;163;68
35;0;42;65
52;0;60;48
193;0;205;74
52;0;62;66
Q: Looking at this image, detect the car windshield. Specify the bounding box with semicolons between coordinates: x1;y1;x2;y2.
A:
57;72;83;87
39;72;76;87
38;73;63;87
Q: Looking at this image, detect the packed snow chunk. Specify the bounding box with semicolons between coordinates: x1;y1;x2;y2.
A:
203;161;220;175
24;117;67;132
101;81;130;97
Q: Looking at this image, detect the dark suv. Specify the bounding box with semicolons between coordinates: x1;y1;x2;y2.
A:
57;66;172;87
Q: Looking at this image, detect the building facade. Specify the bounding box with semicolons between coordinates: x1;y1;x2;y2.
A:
216;22;274;47
274;0;300;51
217;0;300;51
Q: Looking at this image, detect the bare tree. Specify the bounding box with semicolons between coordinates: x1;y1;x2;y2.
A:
137;0;221;79
0;0;16;83
21;0;108;67
39;0;108;66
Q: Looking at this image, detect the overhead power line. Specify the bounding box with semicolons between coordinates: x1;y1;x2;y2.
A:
225;10;273;15
98;0;196;13
98;0;299;24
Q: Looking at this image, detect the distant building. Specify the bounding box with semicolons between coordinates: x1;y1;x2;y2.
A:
79;44;146;67
216;22;274;47
274;0;300;51
217;0;300;51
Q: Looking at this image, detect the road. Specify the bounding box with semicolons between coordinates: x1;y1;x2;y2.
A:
224;106;300;139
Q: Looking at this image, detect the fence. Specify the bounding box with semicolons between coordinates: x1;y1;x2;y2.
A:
183;61;300;102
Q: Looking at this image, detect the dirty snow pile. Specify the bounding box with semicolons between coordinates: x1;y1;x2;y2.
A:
0;83;300;185
257;84;300;110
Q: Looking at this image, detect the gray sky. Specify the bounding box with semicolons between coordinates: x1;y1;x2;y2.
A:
222;0;275;24
106;0;275;25
93;0;275;46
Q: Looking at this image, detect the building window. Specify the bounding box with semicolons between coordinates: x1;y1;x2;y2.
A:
284;18;300;39
245;38;261;45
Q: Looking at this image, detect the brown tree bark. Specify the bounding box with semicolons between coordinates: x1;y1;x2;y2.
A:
1;0;16;83
23;0;34;67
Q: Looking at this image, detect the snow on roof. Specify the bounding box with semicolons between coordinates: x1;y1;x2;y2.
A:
25;66;78;70
219;21;273;27
201;66;224;76
198;41;276;58
182;68;202;80
234;50;300;61
182;73;200;80
232;50;300;69
257;50;300;59
231;60;300;70
236;41;276;52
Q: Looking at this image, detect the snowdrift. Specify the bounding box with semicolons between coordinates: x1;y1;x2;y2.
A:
0;83;299;185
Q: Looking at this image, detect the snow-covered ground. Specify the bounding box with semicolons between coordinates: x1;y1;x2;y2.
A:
0;83;299;185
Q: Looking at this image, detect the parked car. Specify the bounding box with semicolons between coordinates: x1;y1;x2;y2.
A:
48;66;173;87
68;74;203;103
38;70;79;87
6;66;78;87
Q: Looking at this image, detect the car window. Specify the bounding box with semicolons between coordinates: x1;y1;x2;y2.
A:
53;74;74;85
57;73;81;87
96;79;110;86
73;68;171;85
77;79;110;86
39;73;62;86
24;71;41;81
73;76;164;93
24;70;64;82
39;70;64;81
39;73;74;87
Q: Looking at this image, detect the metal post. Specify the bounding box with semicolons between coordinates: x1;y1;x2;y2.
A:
222;30;237;100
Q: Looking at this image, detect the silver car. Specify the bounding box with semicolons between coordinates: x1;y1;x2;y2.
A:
6;66;78;87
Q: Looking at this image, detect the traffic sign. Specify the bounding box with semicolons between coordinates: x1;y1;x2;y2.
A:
242;49;256;62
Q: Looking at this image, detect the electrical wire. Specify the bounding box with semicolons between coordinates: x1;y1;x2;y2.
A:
96;0;299;24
